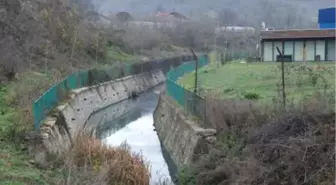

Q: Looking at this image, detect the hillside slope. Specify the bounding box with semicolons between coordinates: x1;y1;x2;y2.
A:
97;0;334;28
0;1;161;184
0;0;105;79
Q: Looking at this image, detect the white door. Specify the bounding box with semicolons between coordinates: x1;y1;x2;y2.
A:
315;40;325;61
263;41;273;61
305;41;315;61
294;41;303;61
284;41;294;61
284;41;294;55
327;40;335;61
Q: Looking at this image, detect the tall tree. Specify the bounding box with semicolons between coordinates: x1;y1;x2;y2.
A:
218;8;238;26
116;12;132;23
156;4;165;12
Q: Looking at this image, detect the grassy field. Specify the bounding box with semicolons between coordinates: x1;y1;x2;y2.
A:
178;61;335;103
106;46;137;63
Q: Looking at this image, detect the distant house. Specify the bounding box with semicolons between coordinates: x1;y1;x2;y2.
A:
204;10;219;19
169;12;189;21
155;11;189;21
129;11;189;29
155;12;171;17
216;26;256;33
129;20;175;29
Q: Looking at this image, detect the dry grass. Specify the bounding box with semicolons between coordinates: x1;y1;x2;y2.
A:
205;98;271;131
179;92;335;185
56;134;151;185
177;62;335;185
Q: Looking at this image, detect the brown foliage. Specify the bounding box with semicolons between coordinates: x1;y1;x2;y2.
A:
0;0;105;80
205;98;270;131
184;94;335;185
58;134;151;185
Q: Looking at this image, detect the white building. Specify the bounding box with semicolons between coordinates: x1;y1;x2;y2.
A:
260;29;335;61
215;26;256;33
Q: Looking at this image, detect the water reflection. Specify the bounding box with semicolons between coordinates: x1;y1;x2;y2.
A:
104;114;171;184
88;86;174;184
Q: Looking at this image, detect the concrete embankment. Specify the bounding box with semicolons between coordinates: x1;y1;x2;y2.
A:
153;92;216;167
31;65;212;172
38;70;165;156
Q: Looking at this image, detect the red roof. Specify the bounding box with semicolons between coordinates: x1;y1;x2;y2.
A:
261;29;336;40
155;11;189;20
156;12;170;17
169;12;188;20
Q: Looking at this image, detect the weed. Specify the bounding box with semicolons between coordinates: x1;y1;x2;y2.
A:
223;88;235;93
177;167;197;185
242;92;261;100
66;134;151;185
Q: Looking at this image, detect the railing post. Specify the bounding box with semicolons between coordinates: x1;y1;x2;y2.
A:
204;97;207;129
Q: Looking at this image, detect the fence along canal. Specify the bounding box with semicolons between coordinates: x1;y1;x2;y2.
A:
32;55;195;130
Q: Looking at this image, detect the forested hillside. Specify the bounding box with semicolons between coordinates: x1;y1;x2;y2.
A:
97;0;334;28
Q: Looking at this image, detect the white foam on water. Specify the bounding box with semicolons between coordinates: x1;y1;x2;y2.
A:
104;113;172;184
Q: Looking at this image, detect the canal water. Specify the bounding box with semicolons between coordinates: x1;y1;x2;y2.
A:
86;85;176;184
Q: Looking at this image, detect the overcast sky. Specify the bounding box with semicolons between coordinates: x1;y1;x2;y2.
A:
95;0;334;15
93;0;334;28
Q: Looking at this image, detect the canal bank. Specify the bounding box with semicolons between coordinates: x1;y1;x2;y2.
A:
38;70;165;156
86;85;177;184
29;56;201;185
153;92;216;168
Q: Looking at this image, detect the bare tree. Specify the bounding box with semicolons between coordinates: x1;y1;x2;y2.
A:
156;4;165;13
116;12;132;23
258;0;278;28
218;8;239;26
282;5;305;29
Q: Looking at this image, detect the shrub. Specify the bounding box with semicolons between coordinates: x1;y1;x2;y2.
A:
177;166;197;185
65;134;151;185
242;92;261;100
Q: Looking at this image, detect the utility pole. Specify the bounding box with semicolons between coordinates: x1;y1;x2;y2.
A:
276;46;286;109
214;20;219;67
189;48;198;94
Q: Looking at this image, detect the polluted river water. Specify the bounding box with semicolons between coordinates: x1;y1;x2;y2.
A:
86;85;176;184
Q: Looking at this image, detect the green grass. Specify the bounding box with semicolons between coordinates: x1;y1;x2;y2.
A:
178;61;335;103
0;141;61;185
106;46;136;63
0;84;61;185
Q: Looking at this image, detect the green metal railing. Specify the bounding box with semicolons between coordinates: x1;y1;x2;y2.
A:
33;55;194;130
166;55;209;122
